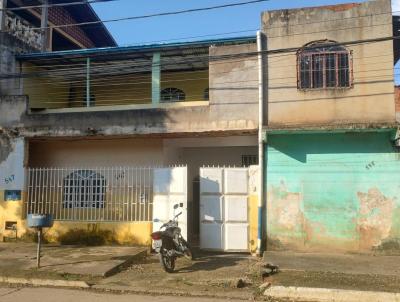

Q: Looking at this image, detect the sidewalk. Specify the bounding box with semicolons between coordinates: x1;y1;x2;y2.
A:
262;251;400;293
0;243;262;300
1;243;400;301
0;243;147;280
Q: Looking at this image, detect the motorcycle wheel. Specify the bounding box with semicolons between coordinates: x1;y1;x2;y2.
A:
160;253;175;273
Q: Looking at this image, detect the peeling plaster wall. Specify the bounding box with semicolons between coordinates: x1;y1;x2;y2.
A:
0;34;35;96
0;95;257;139
0;137;25;190
0;137;26;241
266;132;400;252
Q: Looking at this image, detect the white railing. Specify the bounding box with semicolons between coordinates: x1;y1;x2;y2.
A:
26;167;154;222
5;11;42;50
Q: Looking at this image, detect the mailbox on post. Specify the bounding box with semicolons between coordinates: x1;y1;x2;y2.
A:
27;214;53;268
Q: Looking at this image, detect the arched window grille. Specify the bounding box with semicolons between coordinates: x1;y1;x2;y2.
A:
63;170;106;209
297;40;353;90
160;88;186;102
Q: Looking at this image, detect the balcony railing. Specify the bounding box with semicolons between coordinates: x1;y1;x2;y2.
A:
5;11;42;50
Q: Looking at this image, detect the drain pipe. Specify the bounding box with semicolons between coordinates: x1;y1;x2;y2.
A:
257;30;265;257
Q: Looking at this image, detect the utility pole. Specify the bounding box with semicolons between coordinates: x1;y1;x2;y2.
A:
40;0;49;52
0;0;7;32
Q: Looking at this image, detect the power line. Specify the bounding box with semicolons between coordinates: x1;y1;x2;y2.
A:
20;71;397;96
2;2;397;49
17;49;394;73
17;59;397;87
113;7;395;48
1;0;119;11
0;0;271;33
9;35;399;79
13;18;399;64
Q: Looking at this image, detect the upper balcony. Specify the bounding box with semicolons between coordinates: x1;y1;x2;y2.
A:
11;37;259;138
20;46;210;114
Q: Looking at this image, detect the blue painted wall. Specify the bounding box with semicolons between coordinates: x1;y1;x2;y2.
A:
266;132;400;252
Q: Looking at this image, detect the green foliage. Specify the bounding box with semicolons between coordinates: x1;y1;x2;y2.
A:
376;238;400;251
20;230;49;244
59;228;116;246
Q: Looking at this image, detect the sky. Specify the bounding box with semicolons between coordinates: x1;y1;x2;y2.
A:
92;0;375;46
92;0;400;83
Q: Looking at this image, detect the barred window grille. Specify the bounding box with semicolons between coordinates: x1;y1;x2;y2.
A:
161;88;186;102
241;155;258;167
63;170;106;209
297;41;352;90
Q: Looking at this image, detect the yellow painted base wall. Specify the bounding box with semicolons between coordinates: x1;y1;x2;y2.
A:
0;190;152;246
2;194;256;249
46;221;152;246
0;190;27;241
249;194;258;254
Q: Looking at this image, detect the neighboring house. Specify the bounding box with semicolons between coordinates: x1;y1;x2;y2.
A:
262;0;400;252
0;0;116;95
1;0;116;51
0;36;260;249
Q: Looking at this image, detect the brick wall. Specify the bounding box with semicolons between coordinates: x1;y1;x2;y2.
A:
34;7;94;48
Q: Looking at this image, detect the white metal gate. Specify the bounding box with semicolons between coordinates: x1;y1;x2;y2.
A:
26;166;188;232
152;166;188;239
26;167;154;222
200;167;249;251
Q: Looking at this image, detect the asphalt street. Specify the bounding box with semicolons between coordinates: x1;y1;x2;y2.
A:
0;287;244;302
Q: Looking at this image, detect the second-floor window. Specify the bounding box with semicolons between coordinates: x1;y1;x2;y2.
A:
161;88;186;102
297;41;352;90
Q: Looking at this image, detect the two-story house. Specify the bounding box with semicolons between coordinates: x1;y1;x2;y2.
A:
262;0;400;252
0;36;260;248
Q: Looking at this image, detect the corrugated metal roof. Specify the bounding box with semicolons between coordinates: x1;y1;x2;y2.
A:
17;35;257;60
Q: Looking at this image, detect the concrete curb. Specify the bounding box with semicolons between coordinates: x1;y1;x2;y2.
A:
264;286;400;302
92;284;253;300
104;249;148;277
0;276;90;288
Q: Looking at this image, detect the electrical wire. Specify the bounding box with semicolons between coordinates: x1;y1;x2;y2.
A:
2;1;398;49
21;68;398;98
2;0;119;11
0;0;272;33
7;44;397;82
2;21;399;108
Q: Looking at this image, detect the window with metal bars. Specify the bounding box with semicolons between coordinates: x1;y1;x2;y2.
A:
297;41;352;90
241;155;258;167
63;170;106;209
160;88;186;102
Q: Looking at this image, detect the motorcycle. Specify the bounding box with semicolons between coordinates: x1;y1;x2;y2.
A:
151;203;193;273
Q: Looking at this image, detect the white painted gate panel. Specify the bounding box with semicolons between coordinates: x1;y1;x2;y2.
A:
152;167;188;239
200;167;249;252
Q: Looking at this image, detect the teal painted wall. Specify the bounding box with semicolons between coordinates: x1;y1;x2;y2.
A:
266;132;400;252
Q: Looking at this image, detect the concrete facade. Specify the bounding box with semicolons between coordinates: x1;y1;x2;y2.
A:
0;35;31;96
262;0;395;127
262;0;400;253
0;39;260;244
